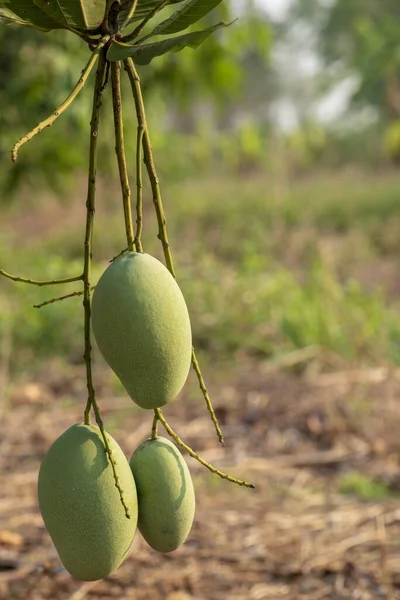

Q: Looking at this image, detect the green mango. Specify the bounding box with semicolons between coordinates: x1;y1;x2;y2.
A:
130;436;195;552
38;424;138;581
91;252;192;410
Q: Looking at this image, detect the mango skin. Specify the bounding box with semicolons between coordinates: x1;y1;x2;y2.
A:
38;424;138;581
129;436;195;553
91;252;192;410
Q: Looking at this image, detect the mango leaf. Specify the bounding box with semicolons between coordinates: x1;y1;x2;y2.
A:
31;0;70;28
0;12;33;25
32;0;105;30
0;3;23;21
117;0;136;28
107;20;229;62
147;0;224;37
120;0;182;27
0;3;47;27
2;0;65;28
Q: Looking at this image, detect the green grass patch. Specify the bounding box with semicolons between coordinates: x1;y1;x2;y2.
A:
2;170;400;378
338;471;391;501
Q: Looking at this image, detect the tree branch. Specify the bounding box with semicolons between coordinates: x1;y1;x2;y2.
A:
11;37;110;163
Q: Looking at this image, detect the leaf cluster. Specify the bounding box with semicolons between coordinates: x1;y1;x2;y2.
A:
1;0;233;65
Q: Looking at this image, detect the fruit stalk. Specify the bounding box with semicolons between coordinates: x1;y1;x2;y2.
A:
151;411;159;439
0;271;82;286
81;49;130;518
123;57;224;445
156;409;254;489
111;61;136;252
11;36;110;163
34;290;86;309
83;49;106;425
123;58;174;270
135;124;144;252
191;350;225;445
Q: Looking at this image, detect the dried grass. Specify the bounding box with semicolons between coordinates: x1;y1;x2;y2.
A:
1;361;400;599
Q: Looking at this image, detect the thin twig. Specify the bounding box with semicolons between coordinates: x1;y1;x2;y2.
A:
33;286;96;309
111;61;136;251
110;247;129;262
156;409;254;489
124;57;225;445
123;58;174;271
191;349;224;444
135;124;144;252
34;290;85;309
0;270;82;286
74;29;102;46
100;60;111;92
92;403;131;518
81;49;131;520
11;37;110;163
82;51;105;426
122;0;169;43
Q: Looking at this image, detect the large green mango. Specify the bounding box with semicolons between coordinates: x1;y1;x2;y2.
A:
91;252;192;410
38;424;138;581
129;436;195;552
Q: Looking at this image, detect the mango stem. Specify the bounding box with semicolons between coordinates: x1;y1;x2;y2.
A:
111;61;136;252
135;124;144;253
81;49;131;520
34;290;85;309
11;37;110;163
151;411;159;439
0;271;83;286
155;409;255;489
82;50;105;426
123;57;225;446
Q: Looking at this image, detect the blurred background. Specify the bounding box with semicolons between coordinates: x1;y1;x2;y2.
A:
2;0;400;598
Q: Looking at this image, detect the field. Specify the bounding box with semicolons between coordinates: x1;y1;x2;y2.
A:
1;168;400;599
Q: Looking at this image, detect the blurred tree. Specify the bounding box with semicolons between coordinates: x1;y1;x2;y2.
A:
290;0;400;120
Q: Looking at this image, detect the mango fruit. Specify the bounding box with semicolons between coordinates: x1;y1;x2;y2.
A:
129;436;195;552
91;252;192;410
38;423;138;581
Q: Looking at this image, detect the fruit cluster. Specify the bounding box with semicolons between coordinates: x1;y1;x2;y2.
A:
38;252;196;581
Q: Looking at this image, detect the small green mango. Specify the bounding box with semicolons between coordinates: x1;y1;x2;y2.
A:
91;252;192;410
129;436;195;553
38;424;138;581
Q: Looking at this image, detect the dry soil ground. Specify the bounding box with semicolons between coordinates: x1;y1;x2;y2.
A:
1;356;400;600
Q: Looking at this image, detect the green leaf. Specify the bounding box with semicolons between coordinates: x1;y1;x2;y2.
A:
0;2;23;21
3;0;65;29
32;0;106;30
148;0;224;37
107;20;229;62
31;0;70;29
0;3;51;28
0;12;31;25
120;0;182;27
